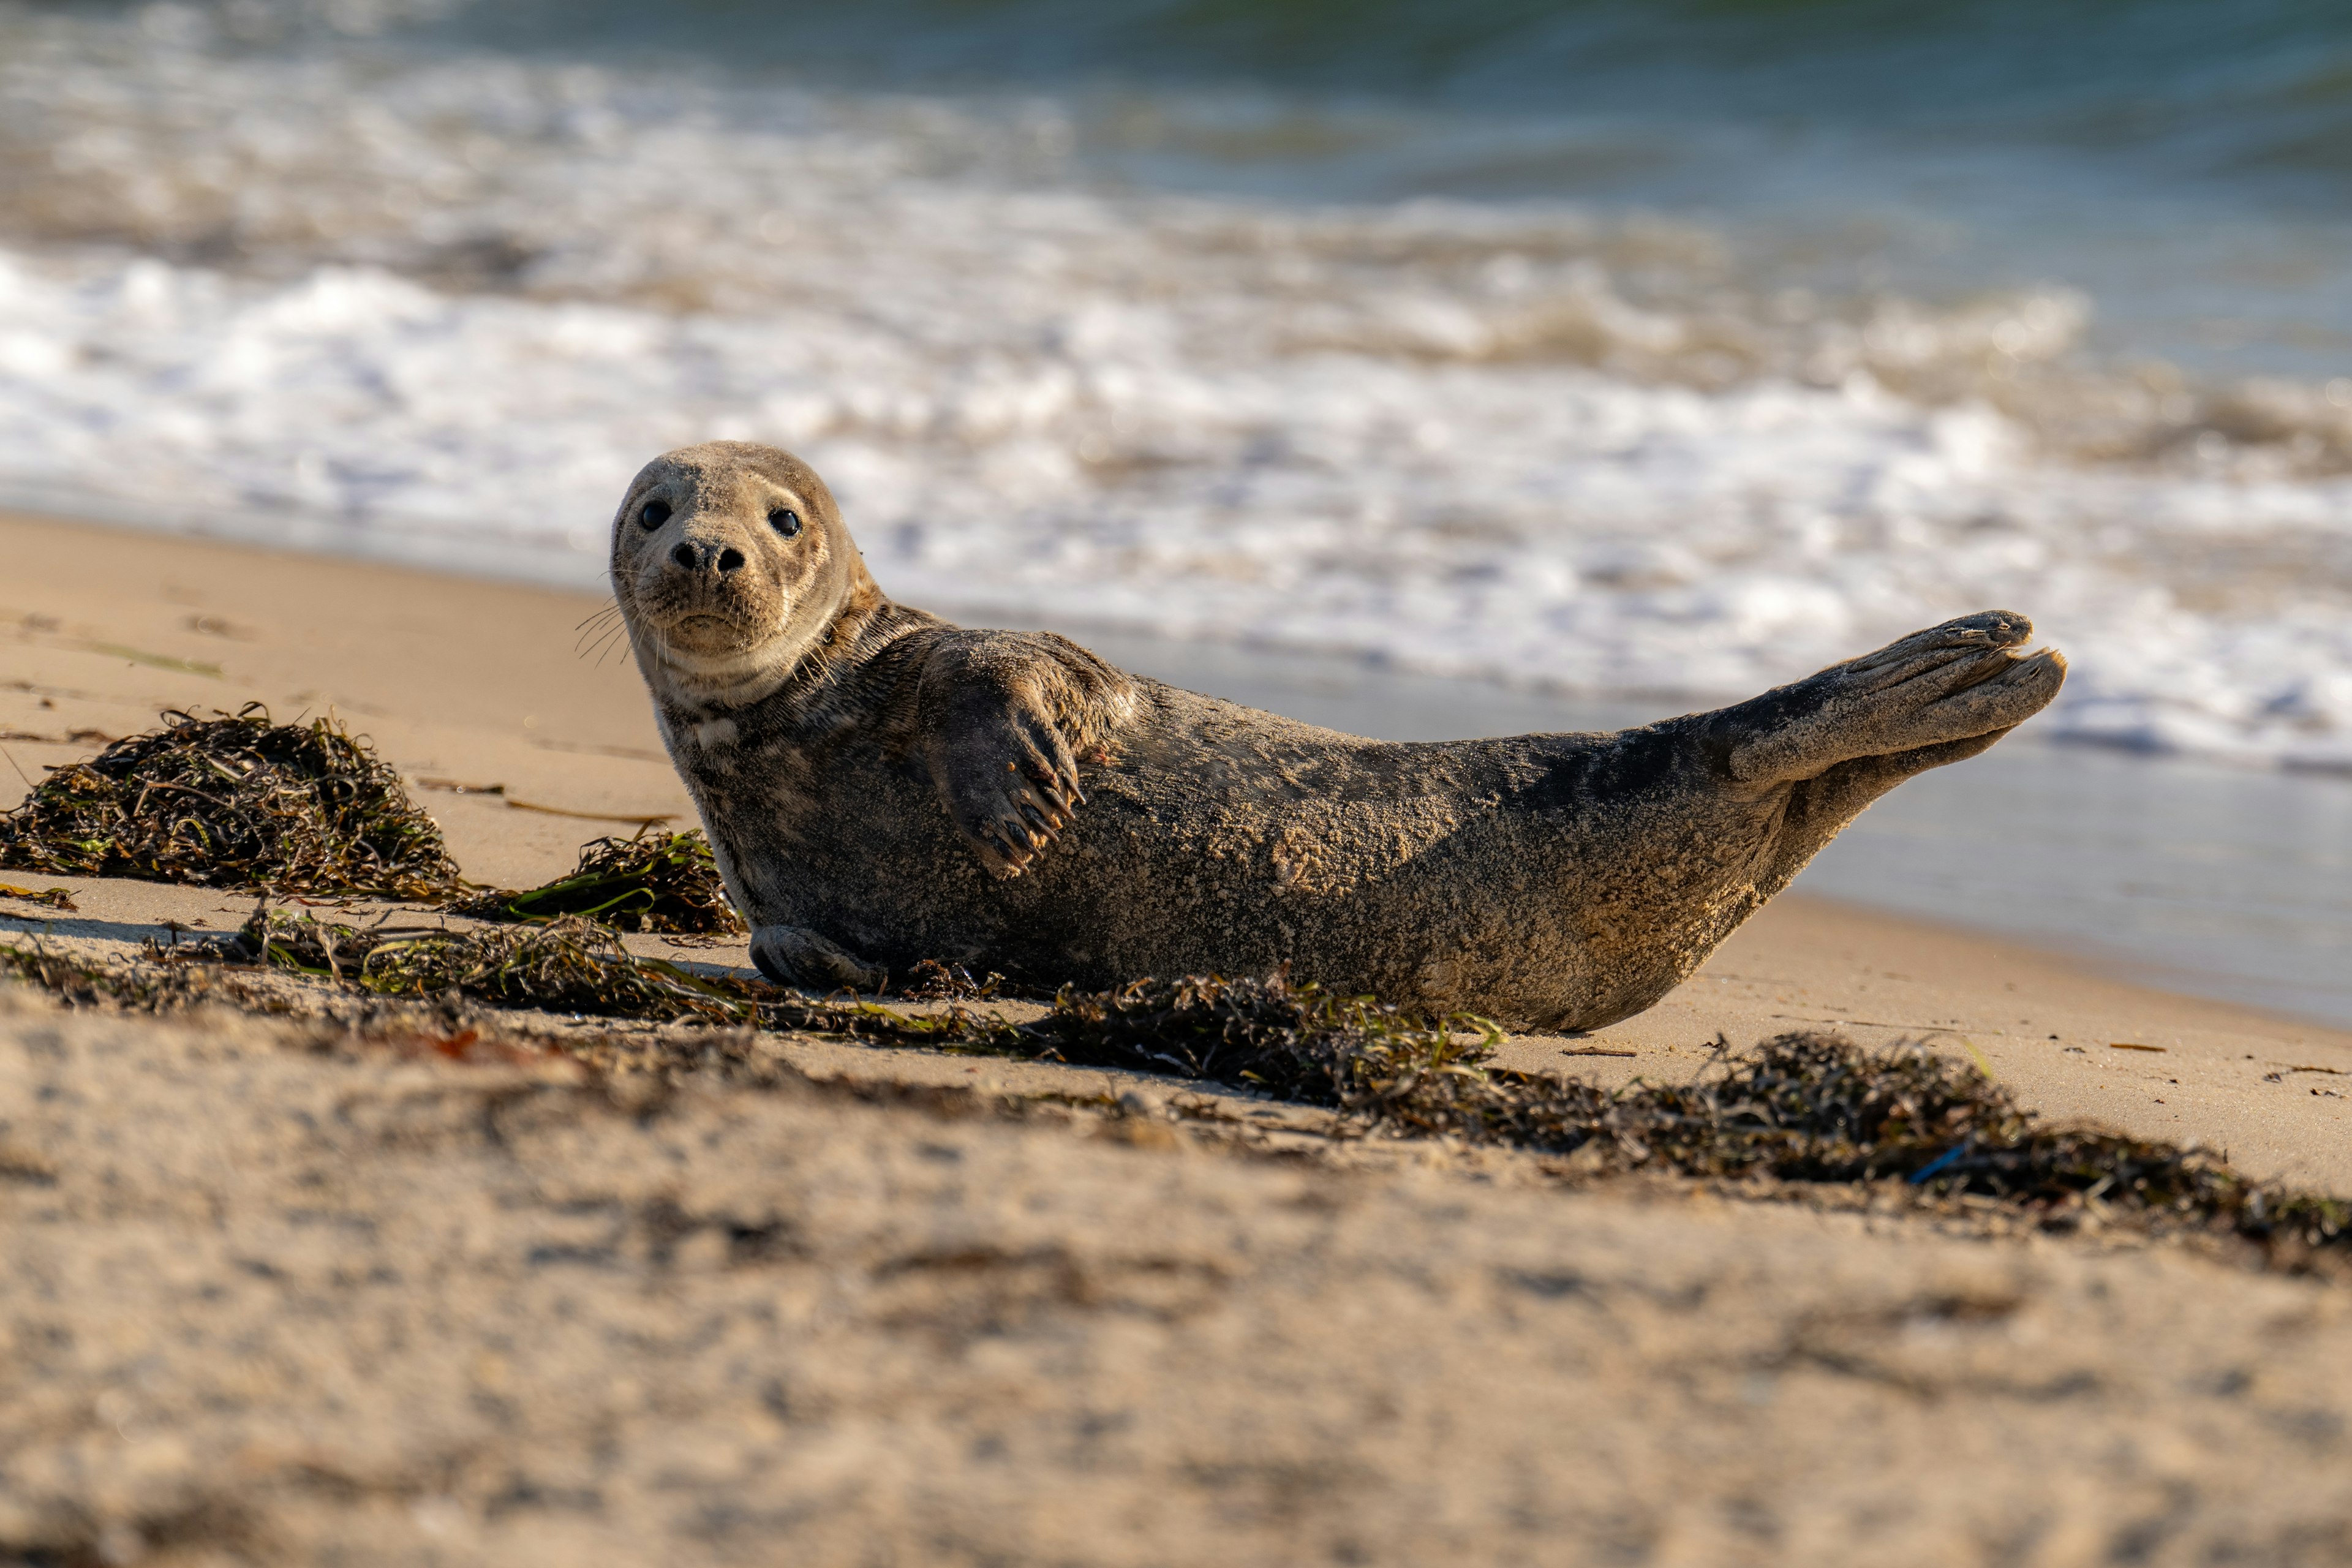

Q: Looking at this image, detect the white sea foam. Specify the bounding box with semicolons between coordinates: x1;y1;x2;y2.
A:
1;6;2350;769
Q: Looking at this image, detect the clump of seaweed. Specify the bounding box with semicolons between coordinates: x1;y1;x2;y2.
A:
0;939;291;1014
900;959;1005;1001
450;829;744;934
1009;970;1499;1106
0;705;458;899
202;908;758;1020
1365;1029;2352;1264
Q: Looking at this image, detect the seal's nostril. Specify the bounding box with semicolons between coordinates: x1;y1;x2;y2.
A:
717;547;745;574
671;541;698;570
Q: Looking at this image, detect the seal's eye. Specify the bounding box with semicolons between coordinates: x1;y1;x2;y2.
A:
769;508;802;538
638;499;672;530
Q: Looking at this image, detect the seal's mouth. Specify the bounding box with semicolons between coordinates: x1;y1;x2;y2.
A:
621;584;767;659
630;570;761;625
652;606;761;654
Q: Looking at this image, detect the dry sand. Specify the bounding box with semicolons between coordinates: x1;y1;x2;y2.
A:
4;509;2352;1565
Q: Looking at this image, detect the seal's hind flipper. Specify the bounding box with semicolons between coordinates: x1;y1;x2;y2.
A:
1713;611;2065;786
750;924;887;993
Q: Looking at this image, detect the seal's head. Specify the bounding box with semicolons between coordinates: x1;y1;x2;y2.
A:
611;441;878;707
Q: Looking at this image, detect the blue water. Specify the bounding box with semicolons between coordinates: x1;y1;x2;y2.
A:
408;0;2352;377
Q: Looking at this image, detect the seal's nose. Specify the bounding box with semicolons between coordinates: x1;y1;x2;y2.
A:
669;540;746;575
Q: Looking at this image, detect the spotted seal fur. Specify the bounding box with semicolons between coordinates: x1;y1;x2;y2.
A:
614;440;2066;1031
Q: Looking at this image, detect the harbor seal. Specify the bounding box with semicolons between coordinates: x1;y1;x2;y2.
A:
614;440;2066;1031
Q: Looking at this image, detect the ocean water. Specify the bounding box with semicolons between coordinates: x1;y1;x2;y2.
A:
1;0;2350;775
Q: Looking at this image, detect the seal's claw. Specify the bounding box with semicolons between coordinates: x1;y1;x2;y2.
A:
962;772;1074;878
927;698;1093;876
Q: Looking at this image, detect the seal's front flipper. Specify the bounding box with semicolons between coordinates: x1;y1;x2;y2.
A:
917;633;1128;878
929;698;1083;876
751;924;887;993
1714;610;2065;786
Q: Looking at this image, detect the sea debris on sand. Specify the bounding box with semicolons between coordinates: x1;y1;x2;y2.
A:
181;913;1494;1071
451;829;744;934
1411;1030;2348;1267
0;705;458;899
928;974;2346;1261
2;714;737;930
0;880;77;911
6;914;2346;1271
0;940;292;1015
202;908;755;1019
285;940;2352;1267
1004;970;1500;1109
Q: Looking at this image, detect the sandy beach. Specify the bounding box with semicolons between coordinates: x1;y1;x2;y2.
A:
3;509;2351;1564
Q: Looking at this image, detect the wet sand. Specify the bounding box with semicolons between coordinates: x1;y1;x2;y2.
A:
5;508;2352;1564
